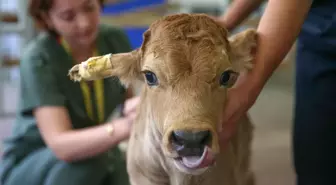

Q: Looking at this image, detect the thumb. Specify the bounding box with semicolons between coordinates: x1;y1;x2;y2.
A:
219;101;233;130
126;112;137;124
221;121;235;140
218;120;236;151
123;96;140;115
219;108;237;140
218;124;232;149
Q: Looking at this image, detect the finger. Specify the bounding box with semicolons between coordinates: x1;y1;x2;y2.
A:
126;112;137;124
219;136;230;150
219;103;236;129
218;113;237;150
123;106;136;116
123;96;141;115
220;112;240;140
129;112;137;120
221;123;234;140
218;129;232;151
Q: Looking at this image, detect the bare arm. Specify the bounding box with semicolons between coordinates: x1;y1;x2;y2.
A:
250;0;312;91
34;106;132;162
218;0;313;147
218;0;265;31
21;47;137;163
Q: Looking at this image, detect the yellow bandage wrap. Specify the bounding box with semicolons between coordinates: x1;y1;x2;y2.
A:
69;54;112;81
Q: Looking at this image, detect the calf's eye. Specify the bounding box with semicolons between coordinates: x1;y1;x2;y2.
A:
143;71;158;86
220;70;238;88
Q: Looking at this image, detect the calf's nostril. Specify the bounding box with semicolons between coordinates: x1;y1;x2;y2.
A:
171;130;211;146
170;130;212;157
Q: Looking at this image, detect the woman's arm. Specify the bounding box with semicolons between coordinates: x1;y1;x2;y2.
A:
20;28;139;163
250;0;313;90
34;106;132;162
219;0;313;148
218;0;265;31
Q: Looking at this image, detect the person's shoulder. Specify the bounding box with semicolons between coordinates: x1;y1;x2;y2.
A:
20;32;57;73
21;32;53;64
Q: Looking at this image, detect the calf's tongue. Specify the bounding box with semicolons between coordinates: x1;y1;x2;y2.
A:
181;146;215;169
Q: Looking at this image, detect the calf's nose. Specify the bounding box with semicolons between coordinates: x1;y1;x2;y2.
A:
171;130;211;156
172;130;210;144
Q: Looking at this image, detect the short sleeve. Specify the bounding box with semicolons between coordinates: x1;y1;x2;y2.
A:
19;51;66;116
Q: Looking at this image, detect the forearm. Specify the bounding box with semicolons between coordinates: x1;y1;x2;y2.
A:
52;121;126;162
251;0;312;90
220;0;265;30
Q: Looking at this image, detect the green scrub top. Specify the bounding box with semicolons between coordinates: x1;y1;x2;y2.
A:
0;24;132;185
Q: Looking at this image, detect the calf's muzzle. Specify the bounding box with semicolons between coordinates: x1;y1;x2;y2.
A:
170;130;212;157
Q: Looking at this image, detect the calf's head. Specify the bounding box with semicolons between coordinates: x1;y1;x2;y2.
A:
69;13;257;175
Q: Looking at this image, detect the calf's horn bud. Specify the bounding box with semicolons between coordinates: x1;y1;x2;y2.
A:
68;53;113;82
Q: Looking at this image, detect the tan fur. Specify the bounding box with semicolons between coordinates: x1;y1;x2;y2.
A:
69;13;258;185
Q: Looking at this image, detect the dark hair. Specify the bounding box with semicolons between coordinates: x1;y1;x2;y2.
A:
28;0;105;35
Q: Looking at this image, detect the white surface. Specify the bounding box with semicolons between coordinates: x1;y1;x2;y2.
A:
0;67;20;115
0;0;35;60
0;33;24;60
0;0;19;12
2;83;19;113
0;0;25;33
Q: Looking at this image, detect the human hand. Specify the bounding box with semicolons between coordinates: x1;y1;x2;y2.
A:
208;15;231;31
218;71;261;149
114;96;141;140
123;96;141;117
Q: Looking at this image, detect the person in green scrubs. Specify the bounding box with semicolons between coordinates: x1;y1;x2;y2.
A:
0;0;140;185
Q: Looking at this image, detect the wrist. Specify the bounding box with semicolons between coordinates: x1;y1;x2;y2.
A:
217;16;234;32
111;118;131;141
250;70;265;90
243;69;265;102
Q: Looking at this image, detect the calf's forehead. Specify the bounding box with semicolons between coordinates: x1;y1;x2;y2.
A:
141;14;233;81
143;42;232;82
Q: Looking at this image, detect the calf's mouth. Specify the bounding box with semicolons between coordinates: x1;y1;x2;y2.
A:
170;130;216;169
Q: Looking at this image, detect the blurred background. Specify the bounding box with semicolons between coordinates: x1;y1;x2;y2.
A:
0;0;296;185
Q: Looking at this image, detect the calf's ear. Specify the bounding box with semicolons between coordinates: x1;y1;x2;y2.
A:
68;29;153;87
228;28;258;71
68;50;141;86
